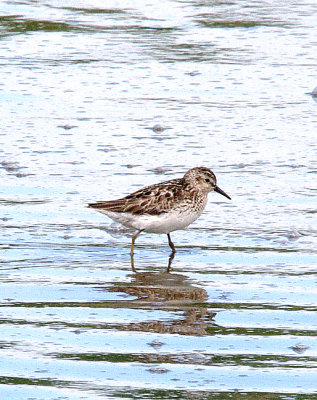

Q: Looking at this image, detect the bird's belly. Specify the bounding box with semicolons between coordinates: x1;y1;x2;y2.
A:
99;209;203;234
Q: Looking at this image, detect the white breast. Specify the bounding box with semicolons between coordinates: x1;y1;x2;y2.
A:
98;208;204;234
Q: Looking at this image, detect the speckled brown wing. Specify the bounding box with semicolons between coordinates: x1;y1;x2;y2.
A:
88;178;188;215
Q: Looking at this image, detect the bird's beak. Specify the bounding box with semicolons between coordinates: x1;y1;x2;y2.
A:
214;185;231;200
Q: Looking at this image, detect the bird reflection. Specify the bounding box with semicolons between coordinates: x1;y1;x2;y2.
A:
130;250;175;272
106;271;216;336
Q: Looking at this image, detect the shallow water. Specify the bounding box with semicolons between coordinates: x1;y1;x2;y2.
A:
1;0;317;399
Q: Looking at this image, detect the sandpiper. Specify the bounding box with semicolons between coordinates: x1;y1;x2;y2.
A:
89;167;231;259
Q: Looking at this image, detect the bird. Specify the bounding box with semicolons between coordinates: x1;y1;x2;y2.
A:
88;167;231;262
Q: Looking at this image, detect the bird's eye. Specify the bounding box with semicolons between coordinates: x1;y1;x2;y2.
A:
205;178;210;183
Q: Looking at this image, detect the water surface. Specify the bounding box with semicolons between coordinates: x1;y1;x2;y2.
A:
0;1;316;399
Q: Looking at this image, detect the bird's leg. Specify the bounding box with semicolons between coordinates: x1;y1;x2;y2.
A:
130;230;143;257
130;230;143;272
166;233;176;272
167;233;176;253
